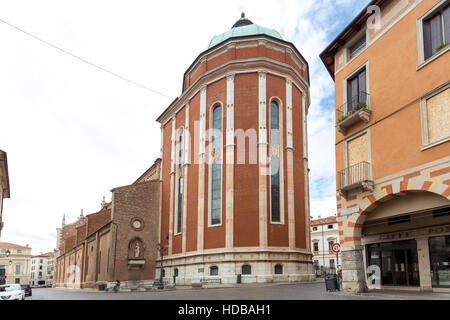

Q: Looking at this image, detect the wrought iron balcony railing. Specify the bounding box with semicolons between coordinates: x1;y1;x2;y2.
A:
337;161;374;197
336;92;371;135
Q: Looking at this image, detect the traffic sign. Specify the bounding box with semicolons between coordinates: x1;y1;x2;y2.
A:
331;243;341;253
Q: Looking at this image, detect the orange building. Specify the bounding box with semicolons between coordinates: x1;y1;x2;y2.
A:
156;14;314;284
320;0;449;292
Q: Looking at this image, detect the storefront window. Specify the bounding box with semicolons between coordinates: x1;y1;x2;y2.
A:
429;236;450;288
368;240;419;286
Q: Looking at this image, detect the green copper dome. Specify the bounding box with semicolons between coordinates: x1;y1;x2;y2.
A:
208;13;283;49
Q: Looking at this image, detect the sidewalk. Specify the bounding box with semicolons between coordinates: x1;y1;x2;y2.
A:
174;279;324;290
330;289;450;300
51;279;324;293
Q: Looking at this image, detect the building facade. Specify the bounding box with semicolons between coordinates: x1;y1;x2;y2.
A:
156;14;314;285
320;0;450;292
0;242;31;285
310;216;341;276
0;150;10;238
54;159;161;290
30;252;54;287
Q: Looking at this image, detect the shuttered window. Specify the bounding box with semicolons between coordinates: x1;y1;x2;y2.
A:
425;87;450;144
423;4;449;60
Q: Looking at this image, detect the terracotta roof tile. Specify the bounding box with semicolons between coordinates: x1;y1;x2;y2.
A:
37;252;54;257
311;216;337;226
0;242;30;249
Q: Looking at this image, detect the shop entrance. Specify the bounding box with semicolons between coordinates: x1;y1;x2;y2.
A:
368;239;420;286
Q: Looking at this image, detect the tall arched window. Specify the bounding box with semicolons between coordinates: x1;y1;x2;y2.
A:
176;128;184;234
270;101;280;223
211;105;222;226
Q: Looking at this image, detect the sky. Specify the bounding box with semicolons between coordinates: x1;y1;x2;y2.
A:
0;0;370;255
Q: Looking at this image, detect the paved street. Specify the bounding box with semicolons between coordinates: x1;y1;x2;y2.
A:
27;280;390;300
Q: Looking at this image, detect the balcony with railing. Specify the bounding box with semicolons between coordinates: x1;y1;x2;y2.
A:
336;92;371;135
337;161;374;198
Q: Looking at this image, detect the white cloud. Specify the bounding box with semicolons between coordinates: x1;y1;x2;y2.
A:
0;0;369;254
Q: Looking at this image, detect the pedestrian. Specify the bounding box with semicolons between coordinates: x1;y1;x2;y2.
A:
113;280;120;292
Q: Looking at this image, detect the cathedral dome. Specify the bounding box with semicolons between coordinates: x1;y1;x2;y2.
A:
208;13;283;49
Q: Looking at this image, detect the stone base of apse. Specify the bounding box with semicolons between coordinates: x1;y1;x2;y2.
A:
155;248;315;286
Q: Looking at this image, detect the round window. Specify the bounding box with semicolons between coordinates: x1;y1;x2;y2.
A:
130;218;144;231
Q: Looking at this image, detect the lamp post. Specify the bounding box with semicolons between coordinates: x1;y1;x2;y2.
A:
6;249;12;266
156;235;169;290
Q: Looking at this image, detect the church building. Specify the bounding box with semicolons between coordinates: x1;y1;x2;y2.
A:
156;14;314;284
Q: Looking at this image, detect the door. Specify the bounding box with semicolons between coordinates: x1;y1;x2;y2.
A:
393;249;407;285
381;250;393;285
368;240;419;287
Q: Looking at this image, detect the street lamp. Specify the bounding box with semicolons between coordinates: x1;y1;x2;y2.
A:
156;235;169;290
5;250;12;266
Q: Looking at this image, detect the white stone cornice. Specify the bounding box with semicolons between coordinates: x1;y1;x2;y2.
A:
186;36;308;77
159;58;310;125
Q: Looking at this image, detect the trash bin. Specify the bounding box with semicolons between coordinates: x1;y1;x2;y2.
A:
324;274;338;292
237;274;242;284
98;284;106;291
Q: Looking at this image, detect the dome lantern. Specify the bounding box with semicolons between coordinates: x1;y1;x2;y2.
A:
208;13;283;49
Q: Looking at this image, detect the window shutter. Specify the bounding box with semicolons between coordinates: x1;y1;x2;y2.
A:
423;18;433;59
358;69;367;103
349;76;358;111
347;78;353;112
430;13;443;55
444;5;450;44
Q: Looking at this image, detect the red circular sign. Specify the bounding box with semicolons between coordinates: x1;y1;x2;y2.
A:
331;243;341;253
